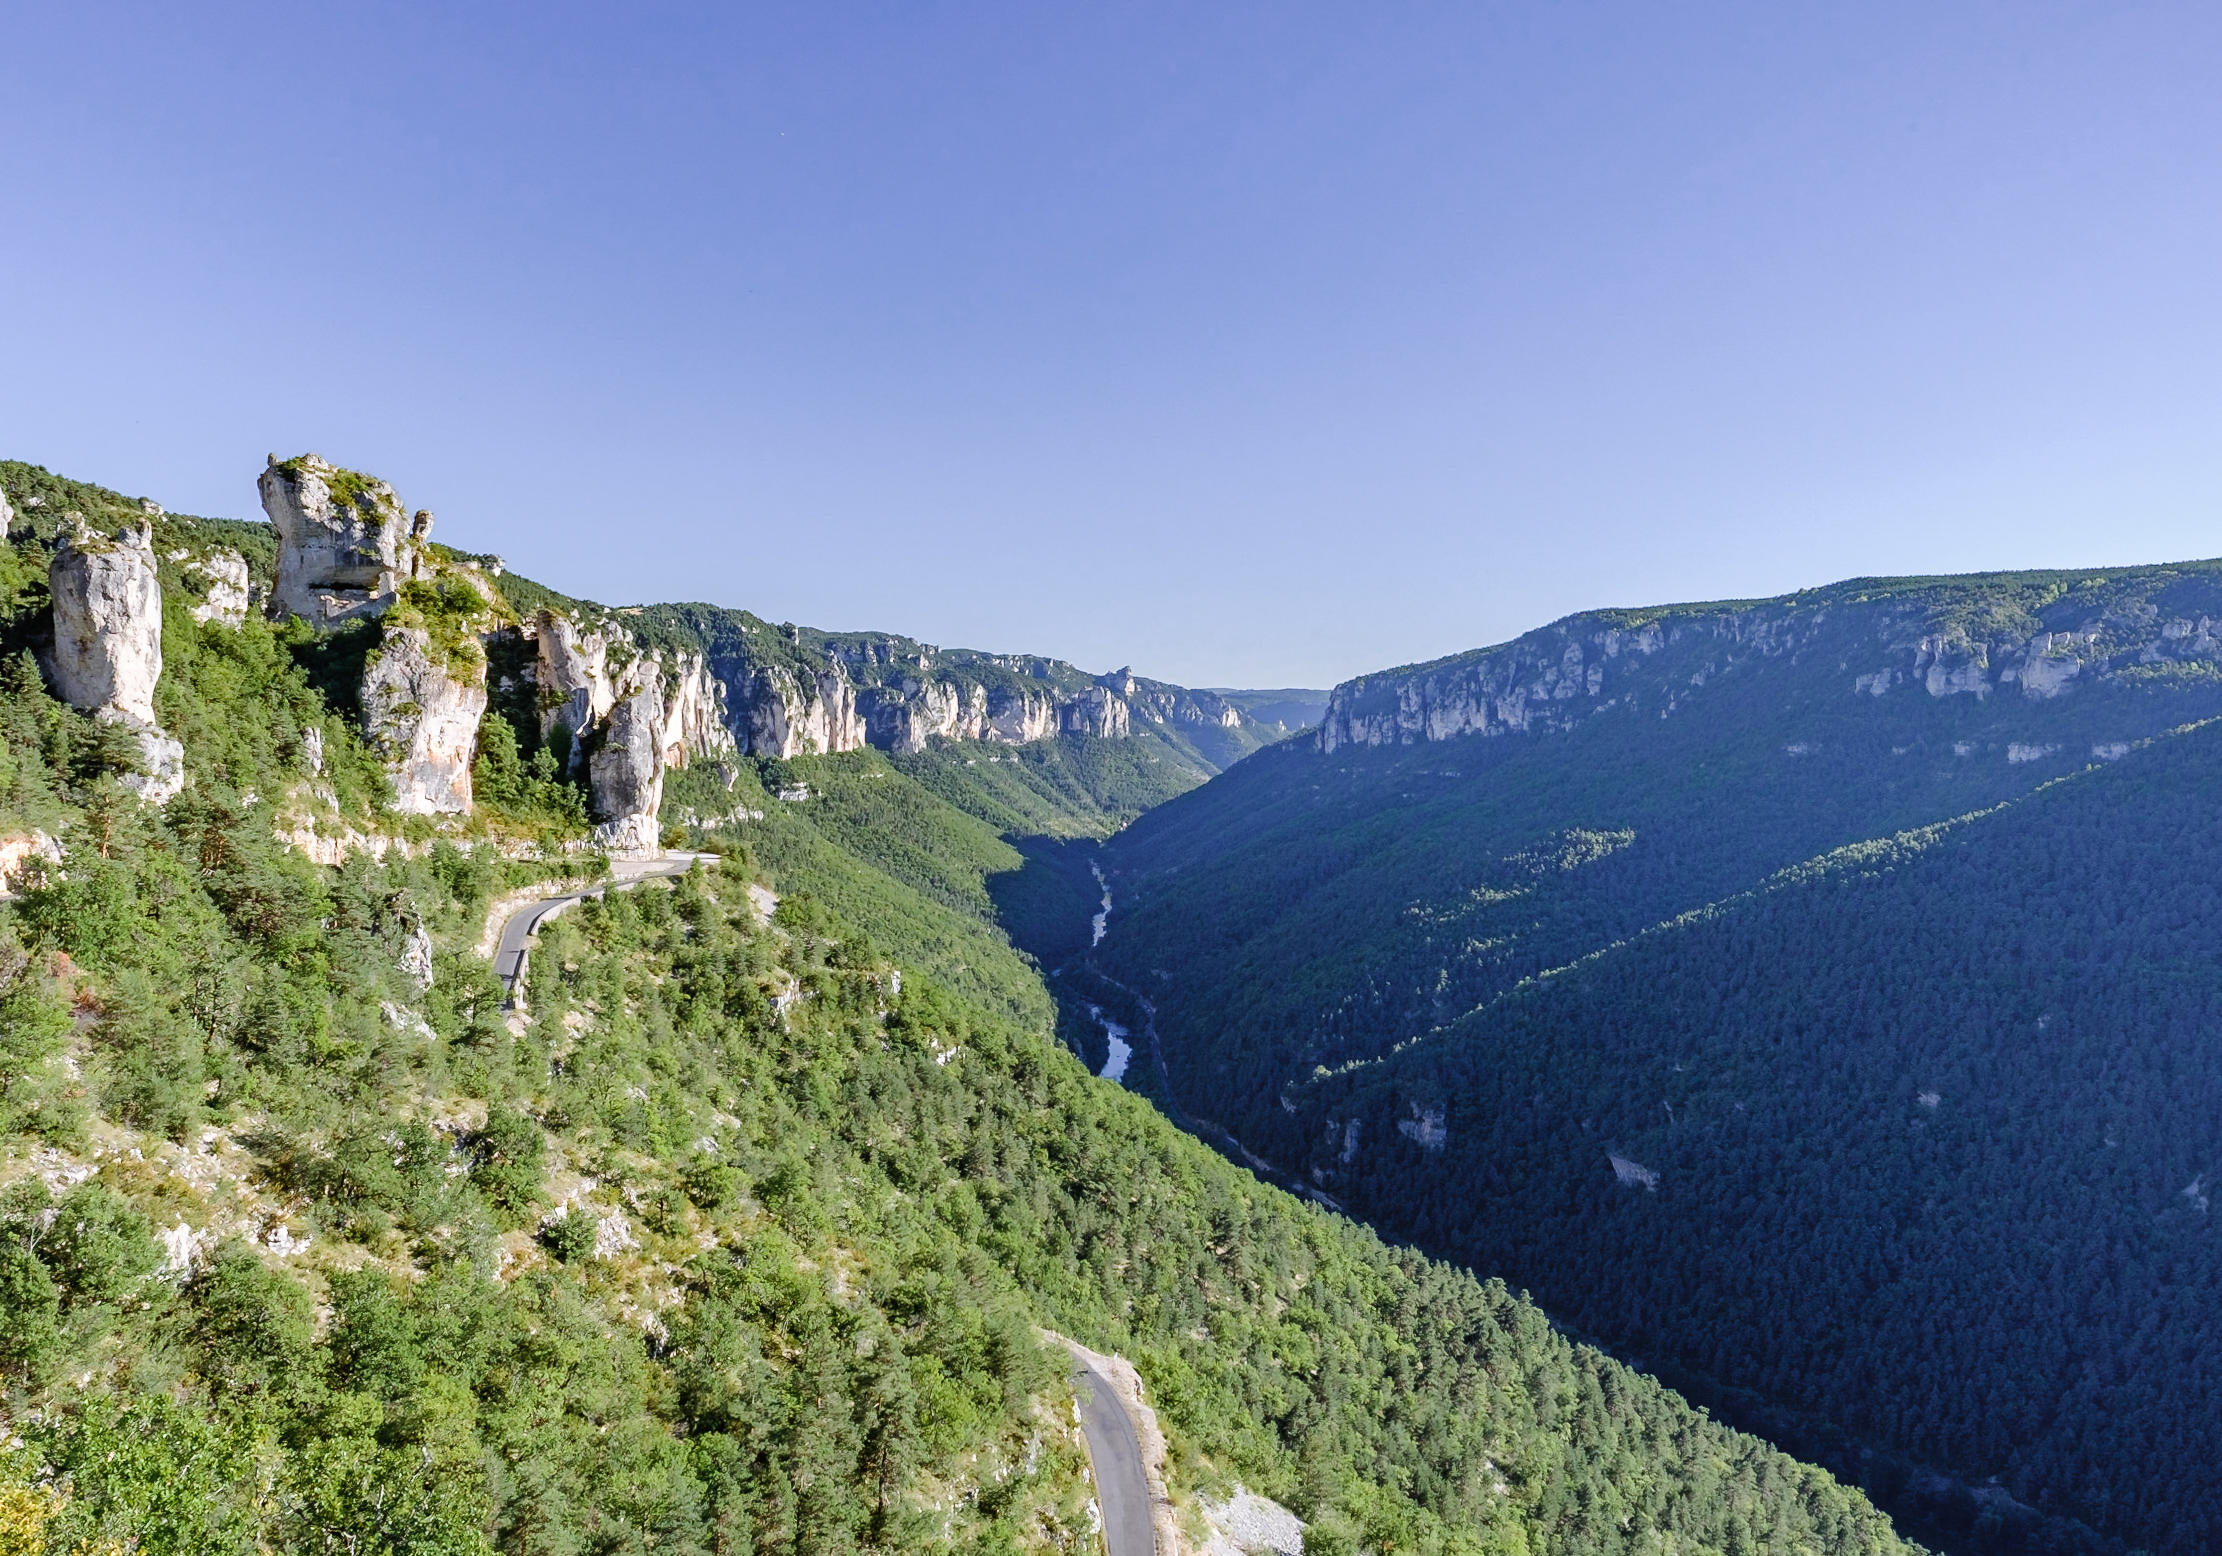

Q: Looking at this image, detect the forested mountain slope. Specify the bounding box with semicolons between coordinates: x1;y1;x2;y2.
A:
0;456;1912;1554
1280;717;2222;1554
1089;562;2222;1556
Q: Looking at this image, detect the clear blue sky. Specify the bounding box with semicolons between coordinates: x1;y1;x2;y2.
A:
7;3;2221;688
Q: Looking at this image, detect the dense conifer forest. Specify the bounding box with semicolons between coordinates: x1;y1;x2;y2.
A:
1087;568;2222;1556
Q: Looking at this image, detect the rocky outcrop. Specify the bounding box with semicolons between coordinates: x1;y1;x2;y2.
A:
48;521;184;803
987;685;1059;743
184;549;252;628
50;522;164;725
528;615;735;850
860;679;983;754
732;664;866;757
260;453;433;625
660;652;736;769
590;672;666;854
534;611;622;771
1321;622;1663;752
1124;676;1242;732
0;485;12;540
360;628;488;815
856;675;1150;753
1321;566;2222;754
1059;685;1131;739
0;831;63;898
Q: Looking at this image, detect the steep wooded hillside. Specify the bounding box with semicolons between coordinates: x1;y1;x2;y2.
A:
1088;563;2222;1555
0;457;1912;1555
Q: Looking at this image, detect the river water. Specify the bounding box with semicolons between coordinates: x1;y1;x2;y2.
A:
1085;861;1130;1080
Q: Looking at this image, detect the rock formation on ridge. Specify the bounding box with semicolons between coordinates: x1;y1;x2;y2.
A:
260;454;490;814
588;673;667;854
732;662;865;757
259;453;432;624
529;610;735;850
360;627;491;815
1316;571;2222;755
46;520;184;803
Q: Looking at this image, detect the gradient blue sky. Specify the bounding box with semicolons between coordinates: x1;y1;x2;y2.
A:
7;3;2221;687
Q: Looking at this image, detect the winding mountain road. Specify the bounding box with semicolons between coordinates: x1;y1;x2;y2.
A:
494;852;716;1001
1070;1355;1157;1556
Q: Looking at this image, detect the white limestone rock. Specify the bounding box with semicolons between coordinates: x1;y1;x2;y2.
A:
118;725;186;806
987;685;1058;743
360;627;488;815
590;672;666;855
0;831;64;898
48;521;185;804
660;651;737;768
259;453;431;625
185;549;252;628
1320;621;1665;751
400;912;435;990
1916;633;1992;698
534;610;622;770
50;521;163;726
1609;1153;1659;1190
0;484;13;539
1059;684;1130;739
735;663;865;757
1396;1104;1447;1151
862;677;981;754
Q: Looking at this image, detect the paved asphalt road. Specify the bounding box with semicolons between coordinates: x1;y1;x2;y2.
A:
494;853;715;997
1071;1357;1156;1556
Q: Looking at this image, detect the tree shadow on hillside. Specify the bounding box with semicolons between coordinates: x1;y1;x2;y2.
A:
986;835;1103;972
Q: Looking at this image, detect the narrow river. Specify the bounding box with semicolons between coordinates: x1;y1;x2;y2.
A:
1085;862;1131;1080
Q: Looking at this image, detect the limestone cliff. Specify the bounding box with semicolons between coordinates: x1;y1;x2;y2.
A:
631;606;1270;770
533;610;622;770
259;454;497;815
589;673;666;854
732;662;866;757
260;453;432;625
523;612;738;849
1058;684;1130;739
47;520;184;803
360;627;489;815
659;652;737;770
1318;563;2222;755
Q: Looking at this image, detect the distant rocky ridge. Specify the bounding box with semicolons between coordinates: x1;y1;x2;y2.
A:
1318;563;2222;755
5;454;1277;856
639;602;1261;767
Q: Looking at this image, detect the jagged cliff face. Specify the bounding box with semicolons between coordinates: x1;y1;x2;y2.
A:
259;453;433;625
360;628;489;815
589;674;667;853
659;652;736;770
533;611;621;767
1059;684;1130;739
733;663;865;758
47;520;184;803
1318;567;2222;755
647;607;1273;770
525;614;735;849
